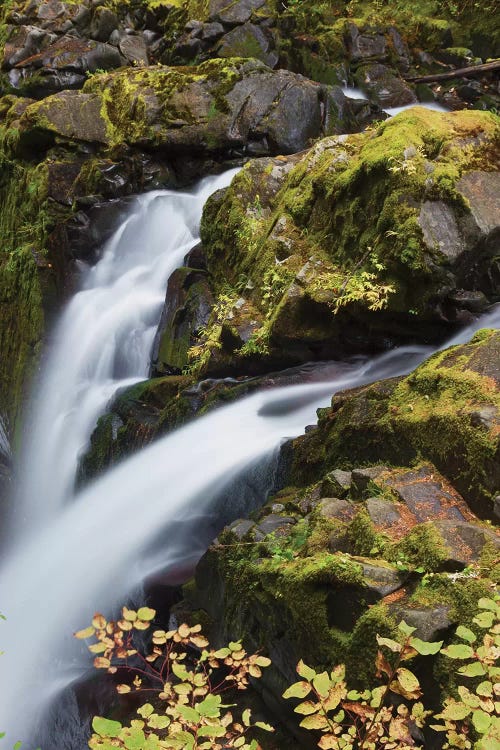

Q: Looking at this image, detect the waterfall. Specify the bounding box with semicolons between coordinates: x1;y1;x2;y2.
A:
11;169;239;536
0;159;498;744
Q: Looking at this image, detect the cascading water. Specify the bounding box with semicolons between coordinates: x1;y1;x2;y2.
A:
11;169;239;535
1;162;499;744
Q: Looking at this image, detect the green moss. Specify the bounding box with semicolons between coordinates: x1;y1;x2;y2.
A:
290;330;500;517
347;603;397;685
0;155;50;423
388;523;449;572
346;509;386;557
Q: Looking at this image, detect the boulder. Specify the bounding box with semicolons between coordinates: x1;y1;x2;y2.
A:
14;59;348;156
217;23;278;68
197;109;499;374
151;266;215;376
289;330;500;519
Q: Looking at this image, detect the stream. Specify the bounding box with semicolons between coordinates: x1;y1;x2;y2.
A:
1;164;499;746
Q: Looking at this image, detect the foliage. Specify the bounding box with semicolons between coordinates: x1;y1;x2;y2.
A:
81;597;500;750
282;620;439;749
432;597;500;750
76;607;273;750
184;288;238;375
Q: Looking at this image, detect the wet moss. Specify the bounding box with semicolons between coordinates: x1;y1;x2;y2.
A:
290;330;500;517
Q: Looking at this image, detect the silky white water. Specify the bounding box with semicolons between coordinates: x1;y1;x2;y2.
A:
0;163;498;744
12;169;239;535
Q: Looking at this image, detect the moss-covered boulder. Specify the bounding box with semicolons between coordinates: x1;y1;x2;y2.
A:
176;333;499;727
181;459;497;719
193;108;499;376
12;58;362;157
290;328;500;519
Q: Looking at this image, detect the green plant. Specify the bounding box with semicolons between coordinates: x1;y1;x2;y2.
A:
282;620;441;749
76;607;273;750
432;596;500;749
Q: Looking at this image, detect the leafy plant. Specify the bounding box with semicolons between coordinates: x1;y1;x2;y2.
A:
432;596;500;750
76;608;273;749
282;620;442;749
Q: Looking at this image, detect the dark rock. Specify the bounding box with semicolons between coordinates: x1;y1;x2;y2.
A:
321;469;352;497
89;6;118;42
7;36;123;96
317;498;355;521
19;90;110;146
227;518;256;539
253;513;296;540
151;267;214;376
200;22;225;42
351;466;388;498
389;605;452;641
344;23;387;63
365;497;402;528
119;33;149;65
381;465;471;524
434;520;500;568
355;63;417;107
494;495;500;521
327;560;404;631
210;0;267;26
217;23;278;68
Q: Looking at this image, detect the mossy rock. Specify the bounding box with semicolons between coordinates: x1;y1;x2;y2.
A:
12;58;344;157
197;108;499;374
289;329;500;518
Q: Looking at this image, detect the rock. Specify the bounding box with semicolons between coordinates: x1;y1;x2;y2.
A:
389;605;452;641
365;497;402;528
210;0;267;26
418;201;467;261
14;59;340;156
19;89;110;146
151;267;214;376
253;513;296;540
321;469;352;497
217;23;278;68
199;108;499;374
6;36;123;96
344;23;387;63
434;520;500;568
326;559;405;631
119;33;149;65
351;466;388;498
317;498;355;521
89;6;118;42
380;465;472;524
354;63;417;107
494;495;500;521
227;518;256;539
288;330;500;519
456;171;500;235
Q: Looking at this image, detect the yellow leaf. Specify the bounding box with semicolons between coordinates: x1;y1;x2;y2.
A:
116;684;131;694
178;623;191;638
92;614;107;630
122;607;137;622
74;626;95;640
93;657;111;669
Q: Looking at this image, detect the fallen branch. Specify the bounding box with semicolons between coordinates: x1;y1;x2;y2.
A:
405;60;500;84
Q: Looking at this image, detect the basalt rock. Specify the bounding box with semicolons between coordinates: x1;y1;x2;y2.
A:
289;329;500;519
12;58;362;157
195;108;499;377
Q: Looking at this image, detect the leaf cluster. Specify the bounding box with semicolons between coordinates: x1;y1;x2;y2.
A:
75;607;273;750
432;597;500;750
282;621;439;750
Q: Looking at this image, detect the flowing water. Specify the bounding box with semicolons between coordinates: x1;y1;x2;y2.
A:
1;167;499;744
11;169;239;536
